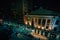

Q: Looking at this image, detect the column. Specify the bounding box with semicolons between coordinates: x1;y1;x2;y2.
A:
41;18;43;26
37;18;38;26
36;29;38;34
37;18;39;34
43;32;45;36
45;19;47;29
47;33;50;37
49;19;52;30
34;18;35;27
25;21;27;29
34;18;36;33
29;18;32;28
39;30;41;35
38;29;40;34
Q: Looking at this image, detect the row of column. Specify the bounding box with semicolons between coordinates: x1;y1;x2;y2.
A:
34;29;60;39
34;29;50;37
25;17;53;30
33;18;52;30
25;16;60;39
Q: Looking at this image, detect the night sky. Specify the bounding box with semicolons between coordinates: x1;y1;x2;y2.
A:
28;0;60;12
0;0;23;22
0;0;60;19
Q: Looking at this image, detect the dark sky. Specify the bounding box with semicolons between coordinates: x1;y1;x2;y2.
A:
0;0;60;17
0;0;23;23
0;0;60;12
32;0;60;12
42;0;60;12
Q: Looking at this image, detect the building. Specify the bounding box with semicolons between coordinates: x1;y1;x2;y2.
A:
23;7;60;40
23;0;60;39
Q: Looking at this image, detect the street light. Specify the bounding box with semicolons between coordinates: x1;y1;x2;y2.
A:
41;27;45;30
38;25;41;29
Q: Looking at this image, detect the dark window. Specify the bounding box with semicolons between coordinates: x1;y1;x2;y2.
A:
46;26;49;29
47;20;50;23
35;18;37;23
38;19;41;25
42;19;46;26
32;19;34;28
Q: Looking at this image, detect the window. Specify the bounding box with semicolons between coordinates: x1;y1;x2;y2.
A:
38;19;41;25
46;26;49;29
47;20;50;23
47;20;50;25
42;19;46;26
35;18;37;23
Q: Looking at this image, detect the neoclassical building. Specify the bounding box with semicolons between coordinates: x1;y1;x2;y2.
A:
23;8;60;40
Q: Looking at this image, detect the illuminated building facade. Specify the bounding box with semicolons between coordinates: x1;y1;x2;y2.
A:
23;0;60;40
23;15;60;40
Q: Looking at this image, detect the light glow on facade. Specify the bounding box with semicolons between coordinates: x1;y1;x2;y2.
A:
38;25;41;29
41;27;45;30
